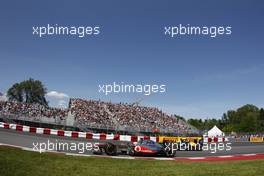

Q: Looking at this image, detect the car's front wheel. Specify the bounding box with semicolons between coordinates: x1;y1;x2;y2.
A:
163;142;176;157
127;146;135;156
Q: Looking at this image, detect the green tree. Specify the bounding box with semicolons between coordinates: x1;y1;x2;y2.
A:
222;124;234;133
259;108;264;131
7;83;23;102
187;119;203;130
236;105;259;132
238;112;258;132
174;115;186;122
7;78;48;106
222;113;228;125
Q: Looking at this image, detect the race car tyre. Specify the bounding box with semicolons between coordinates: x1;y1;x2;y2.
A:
93;147;104;155
105;142;117;156
163;142;176;157
128;147;135;156
127;143;135;156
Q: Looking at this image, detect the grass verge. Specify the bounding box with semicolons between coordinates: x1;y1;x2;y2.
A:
0;146;264;176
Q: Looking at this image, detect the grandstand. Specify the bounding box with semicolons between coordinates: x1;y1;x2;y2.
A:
0;98;199;135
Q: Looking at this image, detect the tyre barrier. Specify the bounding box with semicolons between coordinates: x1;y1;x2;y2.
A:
203;137;227;143
0;122;158;142
0;122;227;143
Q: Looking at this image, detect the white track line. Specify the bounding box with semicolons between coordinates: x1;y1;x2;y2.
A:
154;158;175;160
21;147;38;152
242;154;257;156
188;157;206;160
111;156;135;160
65;153;92;157
218;155;233;158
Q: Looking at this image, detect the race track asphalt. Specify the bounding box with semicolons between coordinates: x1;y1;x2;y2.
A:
1;128;264;158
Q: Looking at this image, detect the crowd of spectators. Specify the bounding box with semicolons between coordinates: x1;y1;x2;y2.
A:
0;101;68;120
70;98;191;132
69;99;115;129
0;98;193;133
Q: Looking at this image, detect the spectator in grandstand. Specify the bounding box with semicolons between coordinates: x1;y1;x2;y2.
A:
0;101;68;120
69;98;191;133
0;98;193;133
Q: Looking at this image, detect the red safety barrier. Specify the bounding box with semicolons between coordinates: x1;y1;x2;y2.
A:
71;131;79;138
16;125;23;131
29;127;36;133
113;134;120;140
86;133;93;139
144;136;150;140
156;136;159;143
131;136;138;142
100;133;106;140
57;130;64;136
0;122;179;143
43;128;51;135
3;123;9;129
214;137;218;142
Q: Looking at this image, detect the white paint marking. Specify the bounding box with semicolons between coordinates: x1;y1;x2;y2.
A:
154;158;175;160
111;156;135;160
188;157;206;160
22;147;38;152
65;153;91;157
218;155;233;158
242;154;257;156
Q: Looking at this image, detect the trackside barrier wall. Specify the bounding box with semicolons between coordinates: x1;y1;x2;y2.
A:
250;137;264;142
0;122;227;143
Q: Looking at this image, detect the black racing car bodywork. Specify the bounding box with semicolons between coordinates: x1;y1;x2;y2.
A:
93;140;176;157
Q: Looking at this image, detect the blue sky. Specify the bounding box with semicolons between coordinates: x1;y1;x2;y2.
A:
0;0;264;119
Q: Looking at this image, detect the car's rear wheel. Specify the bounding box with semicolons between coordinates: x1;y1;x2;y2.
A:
105;142;117;156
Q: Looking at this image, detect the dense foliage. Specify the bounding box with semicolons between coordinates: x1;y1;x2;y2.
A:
7;78;48;106
187;105;264;133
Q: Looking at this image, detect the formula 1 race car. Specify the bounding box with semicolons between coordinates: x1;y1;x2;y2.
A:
93;139;176;157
